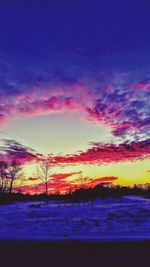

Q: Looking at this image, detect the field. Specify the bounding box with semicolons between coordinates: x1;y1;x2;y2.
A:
0;196;150;241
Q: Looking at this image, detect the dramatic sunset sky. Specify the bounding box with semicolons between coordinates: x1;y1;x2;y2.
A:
0;0;150;193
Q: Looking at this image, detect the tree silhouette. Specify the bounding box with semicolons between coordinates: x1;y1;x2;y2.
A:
0;161;8;192
0;160;23;193
8;160;22;194
35;158;53;195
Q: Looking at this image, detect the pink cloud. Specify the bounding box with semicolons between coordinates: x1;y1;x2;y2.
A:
51;138;150;165
52;171;81;180
136;79;150;91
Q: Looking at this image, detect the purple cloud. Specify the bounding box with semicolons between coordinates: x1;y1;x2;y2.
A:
0;72;150;141
0;139;38;165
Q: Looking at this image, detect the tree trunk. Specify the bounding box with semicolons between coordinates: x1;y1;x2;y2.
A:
9;177;14;194
45;182;48;195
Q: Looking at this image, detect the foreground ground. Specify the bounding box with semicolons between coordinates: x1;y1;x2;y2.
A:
0;240;150;267
0;196;150;240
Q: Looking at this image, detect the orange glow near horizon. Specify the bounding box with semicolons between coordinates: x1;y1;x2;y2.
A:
16;158;150;194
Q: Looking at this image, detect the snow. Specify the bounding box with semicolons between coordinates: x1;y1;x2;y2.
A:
0;196;150;240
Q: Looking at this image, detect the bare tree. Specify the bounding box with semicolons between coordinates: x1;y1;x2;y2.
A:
35;158;52;196
0;161;8;193
8;160;22;194
35;185;38;195
0;160;23;193
78;172;92;188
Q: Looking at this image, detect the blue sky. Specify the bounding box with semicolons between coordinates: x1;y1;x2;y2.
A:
0;0;150;77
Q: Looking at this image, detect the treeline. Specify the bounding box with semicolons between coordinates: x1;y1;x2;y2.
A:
0;183;150;205
64;184;150;203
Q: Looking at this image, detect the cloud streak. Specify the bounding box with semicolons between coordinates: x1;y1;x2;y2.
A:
52;138;150;165
0;139;38;165
1;137;150;167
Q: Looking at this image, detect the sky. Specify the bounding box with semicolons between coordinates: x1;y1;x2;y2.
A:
0;0;150;193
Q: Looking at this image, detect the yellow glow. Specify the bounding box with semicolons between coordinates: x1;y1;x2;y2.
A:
23;159;150;188
3;113;150;190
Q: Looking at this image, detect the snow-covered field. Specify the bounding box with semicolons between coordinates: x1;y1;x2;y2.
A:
0;196;150;240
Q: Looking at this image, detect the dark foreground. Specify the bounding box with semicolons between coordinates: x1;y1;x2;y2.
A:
0;240;150;267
